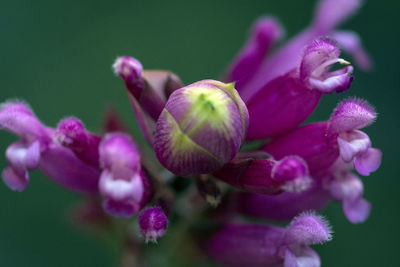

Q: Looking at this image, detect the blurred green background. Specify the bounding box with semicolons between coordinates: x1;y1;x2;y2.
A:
0;0;398;266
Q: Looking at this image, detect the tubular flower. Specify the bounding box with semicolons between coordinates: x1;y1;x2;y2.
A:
238;98;381;223
99;133;152;217
208;212;332;267
0;102;100;193
245;37;354;139
229;0;370;102
154;80;249;177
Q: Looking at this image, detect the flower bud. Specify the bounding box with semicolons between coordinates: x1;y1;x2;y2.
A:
154;80;249;177
138;206;168;243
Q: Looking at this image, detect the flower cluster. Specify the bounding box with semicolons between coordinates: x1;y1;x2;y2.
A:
0;0;381;266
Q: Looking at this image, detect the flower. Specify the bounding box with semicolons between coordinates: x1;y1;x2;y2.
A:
208;212;332;267
99;133;152;217
0;102;100;193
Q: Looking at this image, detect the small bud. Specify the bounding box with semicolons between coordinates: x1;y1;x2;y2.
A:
56;117;101;167
138;207;168;243
154;80;249;176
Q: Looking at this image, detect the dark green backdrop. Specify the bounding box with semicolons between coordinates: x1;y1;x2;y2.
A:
0;0;398;266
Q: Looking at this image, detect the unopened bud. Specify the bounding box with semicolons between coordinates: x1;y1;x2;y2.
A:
154;80;249;176
138;206;168;243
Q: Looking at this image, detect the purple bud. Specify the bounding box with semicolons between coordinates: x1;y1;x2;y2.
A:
214;153;311;195
113;57;169;121
154;80;249;176
272;156;312;193
113;56;144;99
99;133;151;217
56;117;101;167
138;207;168;243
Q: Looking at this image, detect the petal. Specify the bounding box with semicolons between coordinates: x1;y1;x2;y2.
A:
0;102;48;143
284;246;321;267
337;130;370;162
354;148;382;176
246;73;322;140
2;167;29;192
39;144;100;194
207;224;284;267
313;0;363;32
99;171;144;202
99;133;141;172
237;185;331;221
330;172;363;201
329;98;376;133
6;141;40;174
283;212;332;245
227;17;284;90
343;197;371;223
263;122;339;174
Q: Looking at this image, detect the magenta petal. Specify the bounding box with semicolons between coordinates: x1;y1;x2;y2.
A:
354;148;382;176
6;141;40;174
313;0;363;32
237;185;331;221
337;130;370;163
227;17;283;90
207;224;284;267
0;102;48;143
329;98;376;133
246;73;322;139
39;144;100;194
343;197;371;223
2;167;29;192
263;122;339;174
283;212;332;245
284;246;321;267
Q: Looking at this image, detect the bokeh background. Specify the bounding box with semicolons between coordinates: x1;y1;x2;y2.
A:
0;0;399;266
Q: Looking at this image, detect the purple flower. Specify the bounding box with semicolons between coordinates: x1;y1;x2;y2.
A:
99;133;152;217
0;102;100;193
229;0;370;102
154;80;249;177
138;206;168;243
245;37;354;139
208;212;332;267
238;98;381;223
